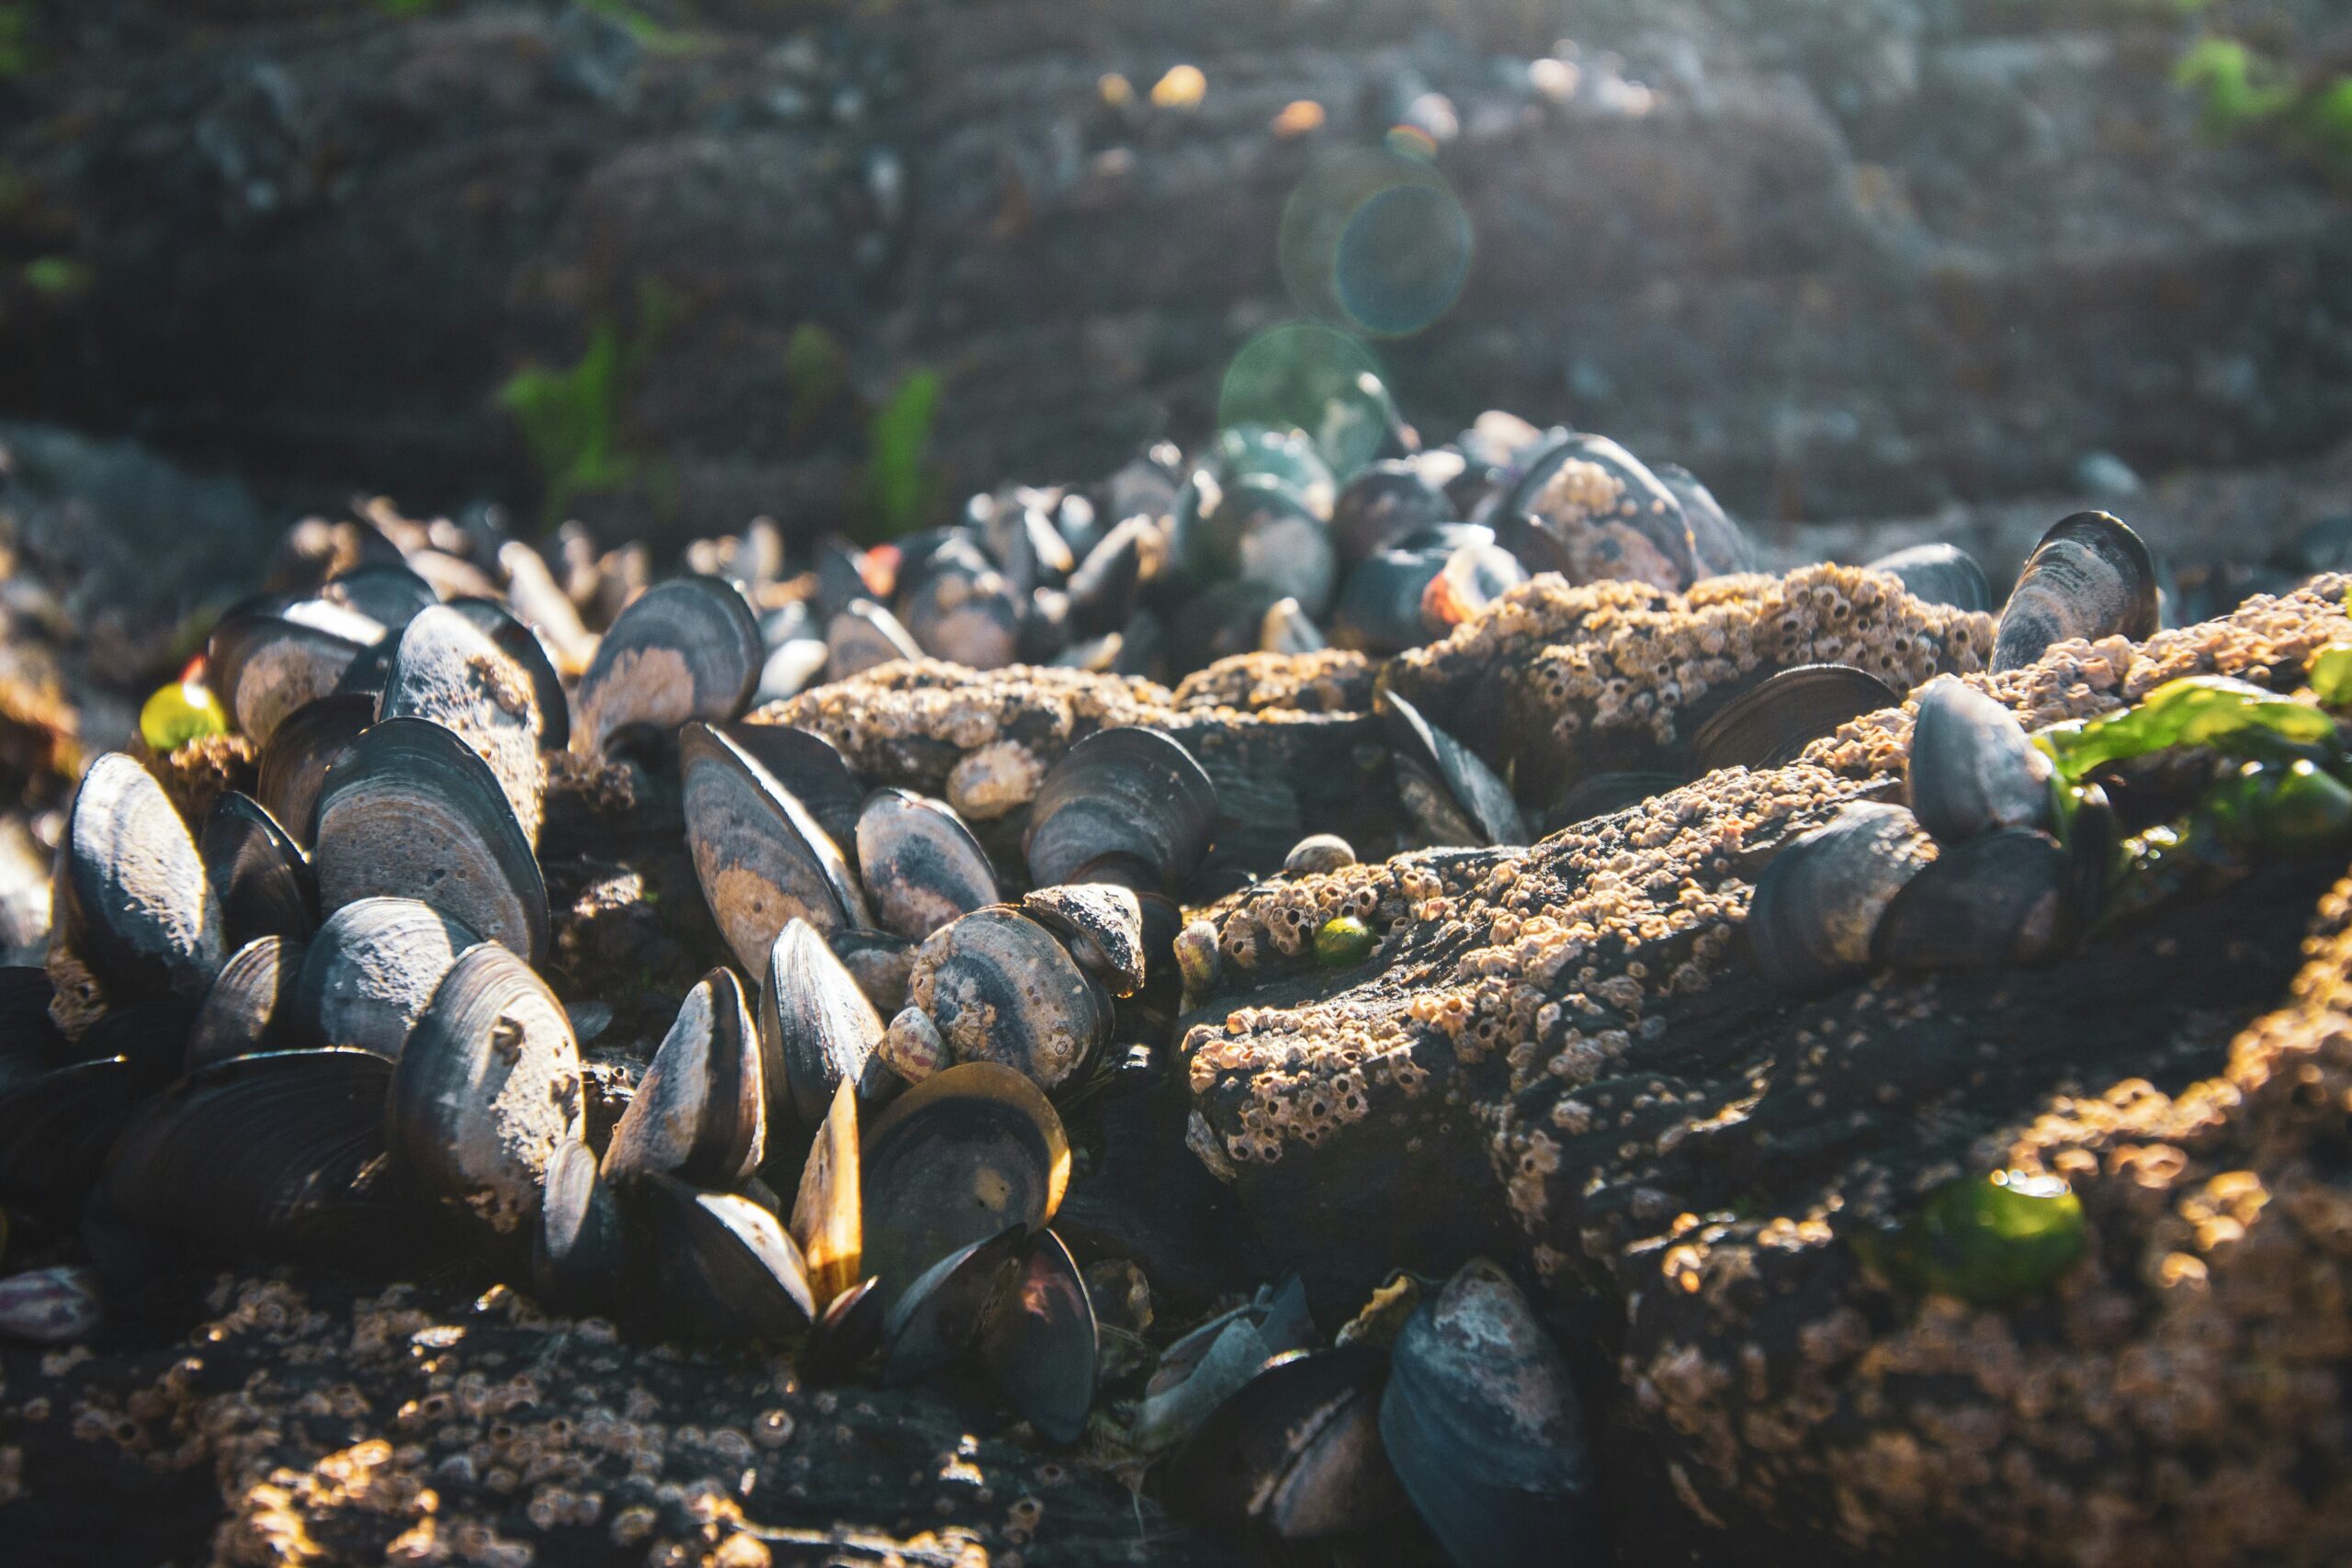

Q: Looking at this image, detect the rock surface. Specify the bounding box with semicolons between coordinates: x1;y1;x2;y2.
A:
3;1;2346;534
1182;572;2352;1564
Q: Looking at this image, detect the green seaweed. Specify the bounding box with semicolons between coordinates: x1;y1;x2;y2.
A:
1859;1171;2087;1308
2035;676;2336;784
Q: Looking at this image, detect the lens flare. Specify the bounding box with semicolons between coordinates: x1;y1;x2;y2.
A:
1280;146;1472;339
1216;323;1396;480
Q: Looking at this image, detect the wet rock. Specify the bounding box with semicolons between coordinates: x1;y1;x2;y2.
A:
1182;573;2352;1565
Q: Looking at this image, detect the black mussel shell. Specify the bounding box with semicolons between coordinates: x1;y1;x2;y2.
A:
1169;580;1289;673
758;919;890;1137
1867;542;1992;614
878;1224;1026;1385
323;561;438;626
291;897;476;1062
830;927;917;1016
801;1275;887;1385
604;967;765;1188
682;722;871;976
861;1061;1069;1313
906;908;1114;1092
904;567;1022;671
55;752;225;1008
575;574;763;757
641;1172;817;1344
96;1047;403;1270
999;503;1077;597
1380;691;1529;847
314;717;550;965
1182;478;1340;615
1653;462;1754;579
1546;772;1684;831
752;636;831;707
1332;459;1455;568
533;1135;639;1315
448;596;571;751
1992;512;2159;673
0;1055;164;1222
388;942;582;1235
1510;433;1697;592
856;789;1000;943
1871;827;2071;972
1023;727;1217;892
1020;884;1148;998
722;722;865;852
200;791;316;950
209;600;380;744
1331;546;1446;656
0;967;66;1093
980;1228;1098;1444
817;541;882;618
1066;517;1158;637
379;604;547;843
1685;663;1899;777
1161;1344;1403;1544
1906;677;2054;842
827;599;924;681
255;694;374;849
1258;595;1326;656
187;935;307;1070
1379;1258;1592;1568
1747;802;1936;996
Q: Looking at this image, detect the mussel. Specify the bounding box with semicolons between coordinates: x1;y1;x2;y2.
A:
641;1172;817;1343
1992;512;2159;672
378;604;547;842
1023;728;1217;892
756;919;888;1133
199;791;316;950
904;907;1114;1092
186;934;307;1068
53;753;224;1010
1867;542;1992;614
1906;677;2054;841
1686;664;1900;776
855;789;999;942
1871;828;2072;971
254;694;374;848
827;599;923;680
209;599;380;744
682;722;871;975
1161;1345;1402;1543
604;967;765;1188
1018;883;1148;998
1380;691;1528;847
290;897;476;1062
1747;802;1937;995
574;574;763;757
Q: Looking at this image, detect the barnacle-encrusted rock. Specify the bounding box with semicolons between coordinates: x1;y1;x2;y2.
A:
1170;650;1375;716
1183;576;2352;1566
763;659;1403;886
0;1270;1229;1567
1382;564;1996;807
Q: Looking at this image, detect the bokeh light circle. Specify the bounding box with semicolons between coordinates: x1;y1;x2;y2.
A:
1279;146;1472;339
1217;322;1395;479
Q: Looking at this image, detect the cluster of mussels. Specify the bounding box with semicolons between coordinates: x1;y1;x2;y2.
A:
0;389;2272;1565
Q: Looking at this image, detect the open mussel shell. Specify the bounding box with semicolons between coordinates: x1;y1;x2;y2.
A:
447;596;570;751
96;1047;404;1270
1993;511;2159;673
1023;727;1217;893
200;791;316;950
574;574;762;758
534;1135;639;1314
791;1077;863;1306
861;1061;1069;1313
55;752;225;1009
1687;663;1899;777
830;928;916;1016
604;967;765;1188
314;717;550;965
187;935;307;1069
209;600;379;744
906;908;1114;1092
1019;884;1148;998
388;942;583;1235
379;604;547;843
641;1172;817;1344
682;722;872;976
723;721;865;851
1378;1258;1592;1568
1161;1344;1403;1544
827;599;924;681
1906;678;2054;842
1747;802;1937;996
1653;462;1754;579
1511;433;1697;592
1138;1276;1321;1451
0;1055;164;1222
878;1224;1026;1385
1871;828;2072;972
759;919;889;1135
1419;541;1528;634
979;1228;1098;1444
291;897;476;1062
1867;541;1992;614
855;790;998;943
255;694;374;848
1379;691;1529;847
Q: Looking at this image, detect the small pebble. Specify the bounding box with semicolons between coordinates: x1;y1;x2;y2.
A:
0;1265;104;1345
1283;833;1357;874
